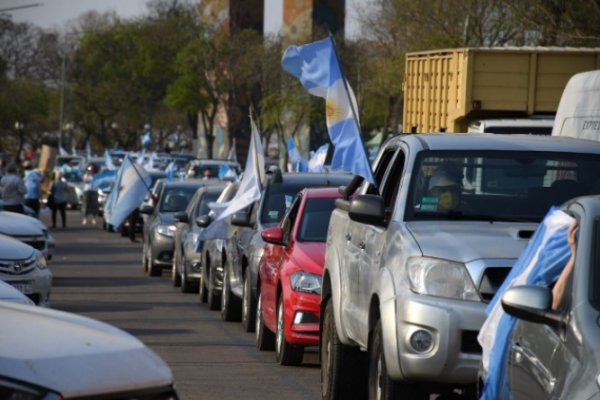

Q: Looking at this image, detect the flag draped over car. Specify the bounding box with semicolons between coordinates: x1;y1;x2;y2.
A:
108;156;151;230
281;36;375;184
477;207;574;399
195;115;265;246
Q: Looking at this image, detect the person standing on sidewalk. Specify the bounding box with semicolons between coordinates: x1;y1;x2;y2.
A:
50;171;68;229
81;164;99;225
0;162;27;214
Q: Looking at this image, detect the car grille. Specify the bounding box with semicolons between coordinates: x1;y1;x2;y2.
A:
0;258;36;275
12;235;46;252
478;267;511;303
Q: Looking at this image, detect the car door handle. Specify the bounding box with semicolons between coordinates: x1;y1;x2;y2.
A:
359;241;366;250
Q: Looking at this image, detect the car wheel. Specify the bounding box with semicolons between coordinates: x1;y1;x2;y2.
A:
241;268;256;332
255;290;274;351
180;257;197;293
120;225;128;237
321;296;367;400
276;296;303;366
207;272;220;311
221;267;241;321
147;245;161;277
142;245;149;272
172;249;181;287
368;320;422;400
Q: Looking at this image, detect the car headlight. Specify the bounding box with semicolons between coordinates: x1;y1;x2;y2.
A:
157;224;176;237
290;271;322;295
35;251;48;269
406;257;480;301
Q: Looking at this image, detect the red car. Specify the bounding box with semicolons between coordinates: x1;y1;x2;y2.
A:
255;187;341;365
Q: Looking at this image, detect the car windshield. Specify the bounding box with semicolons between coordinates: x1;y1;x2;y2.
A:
260;183;312;225
297;197;337;242
407;150;600;223
159;187;198;212
196;192;220;218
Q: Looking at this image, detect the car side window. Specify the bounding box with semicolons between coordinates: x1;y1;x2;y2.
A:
281;196;301;244
366;146;398;196
381;150;406;210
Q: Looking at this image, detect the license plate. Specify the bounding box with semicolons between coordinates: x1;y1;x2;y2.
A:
10;281;33;294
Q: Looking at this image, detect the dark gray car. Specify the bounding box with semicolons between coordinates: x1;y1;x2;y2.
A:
222;170;352;331
495;195;600;400
141;180;217;277
172;183;226;293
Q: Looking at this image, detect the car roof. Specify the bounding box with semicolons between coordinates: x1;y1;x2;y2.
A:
396;133;600;154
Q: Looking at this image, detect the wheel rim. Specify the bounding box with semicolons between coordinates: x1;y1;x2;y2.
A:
276;299;284;356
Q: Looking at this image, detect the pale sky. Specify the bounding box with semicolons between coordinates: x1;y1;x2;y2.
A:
4;0;366;39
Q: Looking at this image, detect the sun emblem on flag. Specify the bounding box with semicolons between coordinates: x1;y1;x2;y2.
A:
326;98;342;124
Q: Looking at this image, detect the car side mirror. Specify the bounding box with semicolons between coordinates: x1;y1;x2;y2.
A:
173;211;188;223
231;211;252;227
196;214;211;228
140;204;154;215
349;194;385;226
501;285;563;330
261;226;285;245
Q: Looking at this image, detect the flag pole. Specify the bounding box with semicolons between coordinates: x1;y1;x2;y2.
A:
327;33;377;187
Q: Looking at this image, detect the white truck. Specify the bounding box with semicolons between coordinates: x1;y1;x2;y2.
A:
320;133;600;399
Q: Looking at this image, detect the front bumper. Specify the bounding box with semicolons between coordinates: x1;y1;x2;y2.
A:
2;267;52;307
151;231;175;268
392;292;486;384
285;290;321;346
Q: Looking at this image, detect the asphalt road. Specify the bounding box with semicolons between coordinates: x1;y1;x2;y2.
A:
42;210;321;400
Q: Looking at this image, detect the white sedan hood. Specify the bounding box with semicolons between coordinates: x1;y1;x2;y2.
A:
0;211;44;236
0;302;173;398
0;233;35;260
406;221;539;263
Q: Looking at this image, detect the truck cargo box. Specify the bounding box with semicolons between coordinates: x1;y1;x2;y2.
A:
403;47;600;133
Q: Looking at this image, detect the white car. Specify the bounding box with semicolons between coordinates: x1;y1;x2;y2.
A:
0;211;55;261
0;233;52;306
0;280;35;305
0;301;178;399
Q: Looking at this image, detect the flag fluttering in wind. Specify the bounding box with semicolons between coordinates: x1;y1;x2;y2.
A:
143;152;157;171
281;36;375;184
308;143;329;172
108;156;151;230
478;207;574;399
287;137;308;172
196;114;265;247
218;164;239;181
136;149;146;165
165;161;176;182
71;145;77;156
141;131;153;149
104;150;116;171
91;169;116;190
59;145;68;156
227;138;238;162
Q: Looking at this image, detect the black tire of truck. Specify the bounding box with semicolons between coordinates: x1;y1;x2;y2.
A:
320;296;367;400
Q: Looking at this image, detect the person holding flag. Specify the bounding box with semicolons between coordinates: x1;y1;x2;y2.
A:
281;35;375;184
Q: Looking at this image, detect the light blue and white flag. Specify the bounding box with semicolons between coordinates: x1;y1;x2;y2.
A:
218;164;239;181
478;208;574;400
165;161;176;182
287;137;308;172
71;145;77;156
227;138;238;162
59;145;68;156
104;150;116;171
108;156;151;230
91;169;116;190
308;143;329;173
86;141;92;159
281;36;375;184
136;149;146;165
141;131;153;148
143;152;157;171
196;115;265;246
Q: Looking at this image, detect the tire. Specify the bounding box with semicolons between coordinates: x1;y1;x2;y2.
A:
255;290;275;351
120;225;128;237
172;249;181;287
320;297;367;400
368;320;422;400
199;260;208;303
180;260;196;293
147;246;161;277
221;268;241;321
207;271;220;310
241;268;256;332
276;296;304;366
142;245;149;273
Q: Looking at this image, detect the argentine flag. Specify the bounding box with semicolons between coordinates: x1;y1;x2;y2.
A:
108;156;151;230
281;36;374;183
308;143;329;172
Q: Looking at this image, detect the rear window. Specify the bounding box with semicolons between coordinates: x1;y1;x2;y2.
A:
260;183;313;225
159;187;198;212
297;197;337;242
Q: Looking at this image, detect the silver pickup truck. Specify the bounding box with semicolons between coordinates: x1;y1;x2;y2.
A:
320;133;600;399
